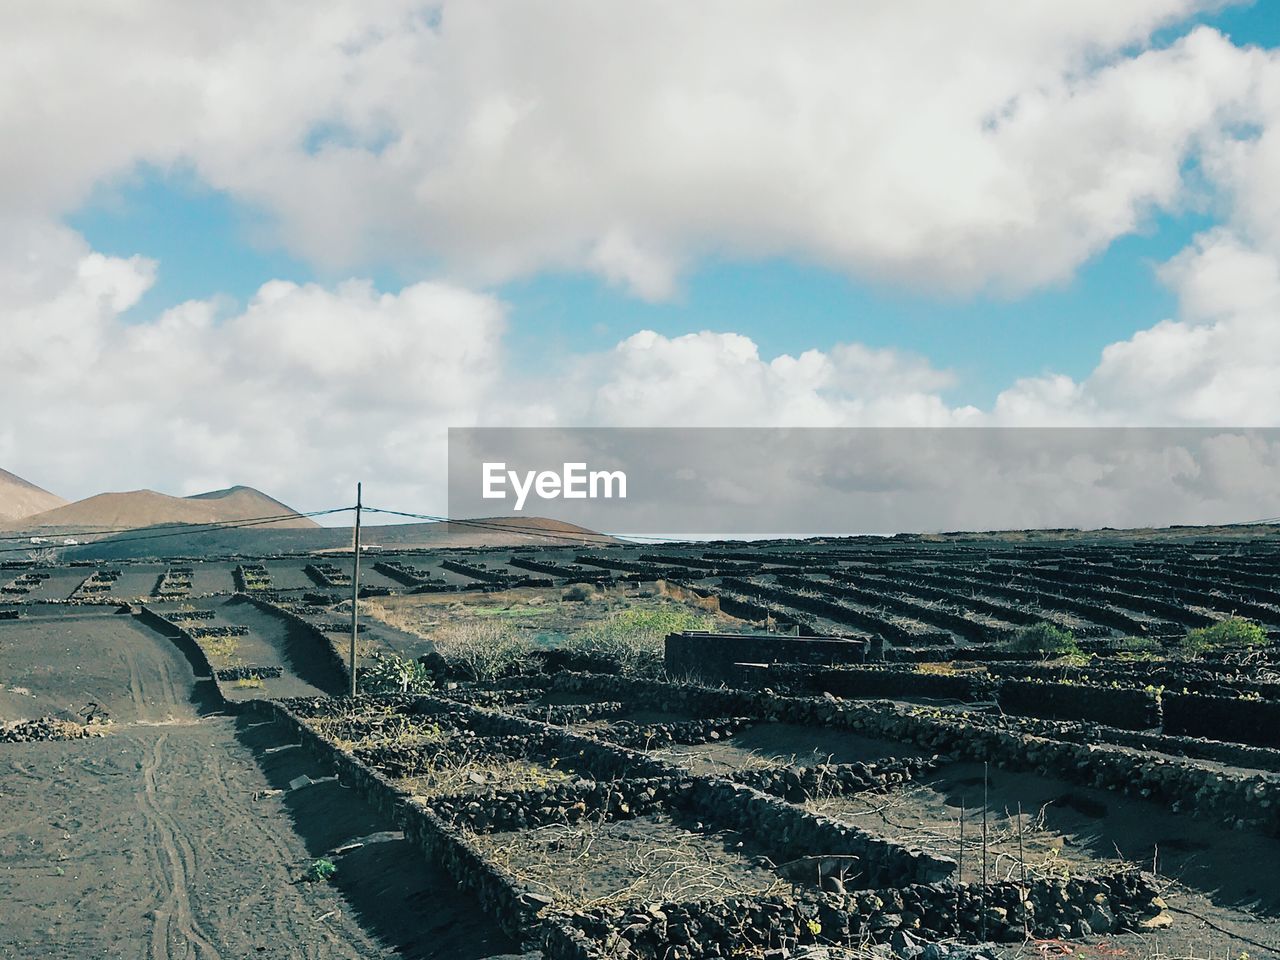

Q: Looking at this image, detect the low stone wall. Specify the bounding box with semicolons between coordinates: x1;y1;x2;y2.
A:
430;776;687;833
732;661;1272;746
214;664;283;681
546;673;1280;835
986;661;1280;699
354;733;539;779
445;686;540;709
530;648;635;676
692;777;954;888
165;609;216;622
136;604;233;705
997;680;1162;731
728;757;937;804
602;716;755;749
753;664;993;702
967;711;1280;776
243;699;545;943
510;700;627;724
552;871;1167;958
1164;692;1280;749
188;624;249;638
666;631;868;685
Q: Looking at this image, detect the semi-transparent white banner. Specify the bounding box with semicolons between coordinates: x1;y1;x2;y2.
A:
447;427;1280;536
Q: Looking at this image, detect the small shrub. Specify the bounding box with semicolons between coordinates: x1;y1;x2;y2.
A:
360;652;434;694
431;620;536;681
1181;617;1266;653
304;858;336;883
1002;622;1080;658
914;662;957;676
577;606;715;676
1112;635;1162;660
1113;635;1161;653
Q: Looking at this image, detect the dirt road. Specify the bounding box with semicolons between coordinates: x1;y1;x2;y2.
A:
0;609;524;960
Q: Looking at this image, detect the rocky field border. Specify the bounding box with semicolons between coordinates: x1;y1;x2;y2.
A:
239;691;1171;958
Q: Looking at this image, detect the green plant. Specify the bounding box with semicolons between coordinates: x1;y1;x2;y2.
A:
360;652;434;694
1181;617;1266;653
304;858;337;883
431;620;536;681
577;606;715;676
1112;636;1162;660
1002;622;1080;658
202;635;240;663
914;662;958;676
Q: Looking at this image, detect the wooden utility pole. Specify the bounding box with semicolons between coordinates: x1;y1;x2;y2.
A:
981;761;989;941
349;482;362;697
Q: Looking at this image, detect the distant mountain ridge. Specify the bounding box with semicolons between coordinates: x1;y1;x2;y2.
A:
3;484;319;532
0;468;68;523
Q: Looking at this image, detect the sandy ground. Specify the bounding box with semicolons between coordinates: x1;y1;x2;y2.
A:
471;811;785;908
810;760;1280;958
0;608;527;960
654;722;931;776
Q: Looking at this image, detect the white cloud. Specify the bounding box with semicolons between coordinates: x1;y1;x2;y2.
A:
0;221;506;512
0;217;982;511
994;229;1280;425
1;1;1268;296
577;330;971;427
2;215;1279;519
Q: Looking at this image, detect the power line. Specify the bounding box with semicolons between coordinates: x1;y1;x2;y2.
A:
1223;516;1280;527
0;498;675;561
0;508;342;544
0;507;352;556
361;507;617;542
360;506;681;544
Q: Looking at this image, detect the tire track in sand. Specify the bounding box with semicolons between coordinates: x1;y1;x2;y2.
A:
203;741;317;958
137;733;224;960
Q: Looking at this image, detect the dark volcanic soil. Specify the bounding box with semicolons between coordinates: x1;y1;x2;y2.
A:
0;609;524;960
811;760;1280;958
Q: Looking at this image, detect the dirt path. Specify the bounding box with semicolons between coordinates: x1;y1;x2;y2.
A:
137;732;224;960
0;721;399;959
0;610;526;960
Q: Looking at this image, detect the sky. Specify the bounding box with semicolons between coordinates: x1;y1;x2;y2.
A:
3;1;1280;519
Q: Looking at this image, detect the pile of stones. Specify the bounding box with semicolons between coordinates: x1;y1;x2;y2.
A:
188;624;249;638
729;757;939;804
0;716;107;743
215;665;284;681
434;776;686;833
166;609;216;622
603;717;755;749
